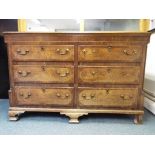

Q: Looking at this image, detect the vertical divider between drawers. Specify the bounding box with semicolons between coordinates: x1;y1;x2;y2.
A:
73;43;78;108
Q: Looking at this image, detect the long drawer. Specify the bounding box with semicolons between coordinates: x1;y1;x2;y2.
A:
78;45;142;62
78;66;140;84
13;65;74;83
12;45;74;61
78;87;138;108
14;86;74;107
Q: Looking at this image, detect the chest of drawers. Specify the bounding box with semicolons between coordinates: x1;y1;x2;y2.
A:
4;32;151;124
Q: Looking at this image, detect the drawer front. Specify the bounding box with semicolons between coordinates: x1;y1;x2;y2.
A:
78;66;140;84
12;45;74;61
13;65;74;83
78;45;142;62
78;88;138;108
14;86;74;106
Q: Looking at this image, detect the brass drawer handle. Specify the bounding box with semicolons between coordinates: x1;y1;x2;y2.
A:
123;49;137;55
120;94;133;100
56;70;70;77
19;92;31;99
17;50;29;55
82;93;95;100
56;48;69;55
18;71;31;77
82;49;96;55
56;93;69;98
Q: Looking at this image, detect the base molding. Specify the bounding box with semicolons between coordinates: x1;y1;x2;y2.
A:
8;107;144;124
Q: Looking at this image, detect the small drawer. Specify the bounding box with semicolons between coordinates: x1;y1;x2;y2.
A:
78;45;142;62
78;87;138;108
78;66;140;84
13;65;74;83
12;45;74;61
14;86;74;107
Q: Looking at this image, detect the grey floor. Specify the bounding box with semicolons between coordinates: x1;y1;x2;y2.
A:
0;99;155;135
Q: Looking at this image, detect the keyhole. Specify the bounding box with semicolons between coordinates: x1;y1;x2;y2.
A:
106;89;110;95
41;46;45;51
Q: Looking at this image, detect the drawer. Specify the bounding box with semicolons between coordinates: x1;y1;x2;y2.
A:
78;45;142;62
14;86;74;107
78;87;138;108
78;66;140;84
13;65;74;83
12;45;74;61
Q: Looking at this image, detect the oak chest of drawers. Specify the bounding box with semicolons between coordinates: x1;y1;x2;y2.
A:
4;32;151;124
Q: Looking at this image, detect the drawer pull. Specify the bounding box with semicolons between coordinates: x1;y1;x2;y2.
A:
56;93;70;98
18;71;31;77
56;48;69;55
123;49;137;55
19;92;31;99
120;94;133;100
17;50;29;55
82;93;95;100
56;70;70;77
